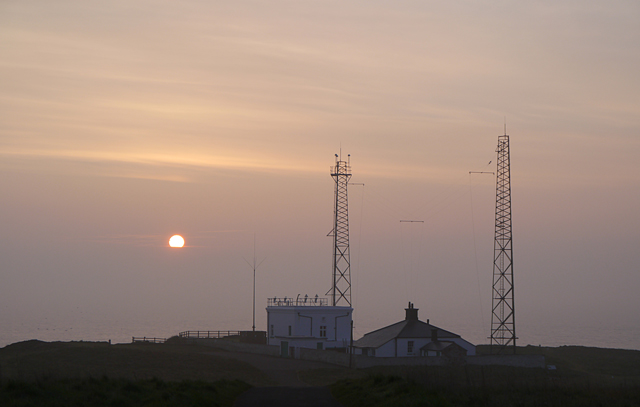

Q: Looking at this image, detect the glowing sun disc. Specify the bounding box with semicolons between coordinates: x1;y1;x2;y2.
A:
169;235;185;248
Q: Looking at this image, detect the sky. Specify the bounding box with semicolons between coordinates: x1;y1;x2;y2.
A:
1;1;639;349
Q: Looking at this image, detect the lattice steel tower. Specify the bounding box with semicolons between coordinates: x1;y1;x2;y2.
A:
490;133;516;354
329;154;352;306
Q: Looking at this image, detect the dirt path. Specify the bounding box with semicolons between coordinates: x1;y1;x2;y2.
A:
234;386;344;407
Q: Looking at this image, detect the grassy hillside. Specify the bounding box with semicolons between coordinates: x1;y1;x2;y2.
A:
332;373;640;407
0;377;250;407
331;345;640;407
0;340;271;386
0;340;260;406
478;344;640;382
3;340;640;406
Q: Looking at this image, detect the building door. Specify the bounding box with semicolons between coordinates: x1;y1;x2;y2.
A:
280;341;289;357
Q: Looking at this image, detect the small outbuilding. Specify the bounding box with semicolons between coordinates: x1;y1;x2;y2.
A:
353;302;475;357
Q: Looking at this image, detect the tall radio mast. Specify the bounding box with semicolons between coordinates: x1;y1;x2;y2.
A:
329;153;352;306
490;132;517;354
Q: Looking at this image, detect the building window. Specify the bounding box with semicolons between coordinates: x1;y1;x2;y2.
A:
407;341;414;355
288;325;292;336
270;325;274;337
320;325;327;338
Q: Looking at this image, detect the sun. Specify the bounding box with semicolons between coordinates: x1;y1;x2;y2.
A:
169;235;185;248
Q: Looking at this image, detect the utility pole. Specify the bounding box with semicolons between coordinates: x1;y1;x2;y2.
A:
243;234;265;332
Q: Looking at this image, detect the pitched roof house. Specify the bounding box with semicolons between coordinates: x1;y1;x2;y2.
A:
353;303;475;357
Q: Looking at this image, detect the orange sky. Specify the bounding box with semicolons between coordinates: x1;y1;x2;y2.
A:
1;1;639;348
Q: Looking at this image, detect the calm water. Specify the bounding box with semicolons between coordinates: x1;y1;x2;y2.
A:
0;316;218;347
1;315;639;351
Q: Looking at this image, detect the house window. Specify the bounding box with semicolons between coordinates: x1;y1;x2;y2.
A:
288;325;292;336
270;325;274;337
320;326;327;338
407;341;414;355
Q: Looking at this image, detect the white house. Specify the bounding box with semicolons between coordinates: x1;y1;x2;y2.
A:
353;303;475;357
266;295;352;357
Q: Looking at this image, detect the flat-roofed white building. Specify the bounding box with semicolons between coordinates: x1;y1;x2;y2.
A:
266;295;352;357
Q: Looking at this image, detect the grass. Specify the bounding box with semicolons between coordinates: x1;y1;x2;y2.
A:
0;340;272;386
4;340;640;405
297;367;367;386
477;344;640;384
0;340;259;406
331;373;640;407
0;377;250;407
331;346;640;407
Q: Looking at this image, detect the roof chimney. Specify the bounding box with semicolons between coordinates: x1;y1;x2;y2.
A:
405;302;418;321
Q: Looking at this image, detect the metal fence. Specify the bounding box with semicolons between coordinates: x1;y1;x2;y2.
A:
132;337;167;344
178;330;241;339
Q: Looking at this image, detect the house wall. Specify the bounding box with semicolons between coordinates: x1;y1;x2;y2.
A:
399;338;431;357
266;305;352;351
423;339;476;356
368;338;464;358
356;337;476;357
451;337;476;356
374;340;396;357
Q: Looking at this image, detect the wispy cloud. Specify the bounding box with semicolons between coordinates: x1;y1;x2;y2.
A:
0;147;324;182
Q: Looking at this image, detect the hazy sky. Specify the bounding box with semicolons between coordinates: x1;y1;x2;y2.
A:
1;1;639;348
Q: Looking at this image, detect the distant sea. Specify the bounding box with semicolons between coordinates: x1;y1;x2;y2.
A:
0;316;212;348
1;316;639;351
463;324;640;351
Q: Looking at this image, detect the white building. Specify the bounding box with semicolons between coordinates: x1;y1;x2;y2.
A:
266;295;352;357
353;303;475;357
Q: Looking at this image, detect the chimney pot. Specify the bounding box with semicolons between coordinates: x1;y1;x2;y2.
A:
405;305;419;321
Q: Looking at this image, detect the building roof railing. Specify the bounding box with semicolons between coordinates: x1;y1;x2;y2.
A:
267;296;328;307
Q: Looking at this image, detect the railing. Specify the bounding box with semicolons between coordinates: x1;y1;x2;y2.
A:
132;337;166;344
267;296;328;307
179;330;241;339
